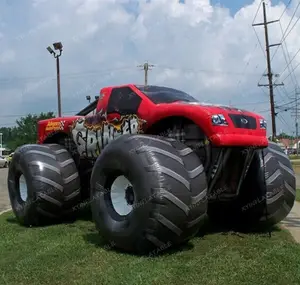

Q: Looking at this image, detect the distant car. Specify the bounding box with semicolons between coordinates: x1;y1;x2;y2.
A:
0;156;8;168
288;149;297;155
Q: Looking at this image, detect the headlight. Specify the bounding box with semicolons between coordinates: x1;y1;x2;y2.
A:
211;114;228;126
259;119;267;129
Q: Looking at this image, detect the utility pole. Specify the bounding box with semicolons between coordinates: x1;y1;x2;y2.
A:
253;1;284;141
137;61;154;86
291;89;300;155
296;91;298;155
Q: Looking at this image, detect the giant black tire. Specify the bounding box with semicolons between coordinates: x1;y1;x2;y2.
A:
260;142;296;225
78;159;94;202
7;144;81;226
90;134;208;254
235;144;296;230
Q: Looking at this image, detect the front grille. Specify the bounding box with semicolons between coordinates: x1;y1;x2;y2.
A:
228;114;257;129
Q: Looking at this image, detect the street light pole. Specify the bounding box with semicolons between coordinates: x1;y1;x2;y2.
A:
56;55;61;117
0;133;3;156
47;42;63;117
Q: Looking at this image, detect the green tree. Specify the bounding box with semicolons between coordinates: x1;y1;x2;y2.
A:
4;112;55;150
277;132;294;140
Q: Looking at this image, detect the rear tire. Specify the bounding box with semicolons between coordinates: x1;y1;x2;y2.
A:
91;134;208;254
7;144;81;226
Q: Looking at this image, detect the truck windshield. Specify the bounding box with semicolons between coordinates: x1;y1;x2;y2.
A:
135;85;197;104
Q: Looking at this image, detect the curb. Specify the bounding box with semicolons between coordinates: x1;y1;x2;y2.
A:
0;208;11;216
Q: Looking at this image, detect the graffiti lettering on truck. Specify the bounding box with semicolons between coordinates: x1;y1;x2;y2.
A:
71;111;146;158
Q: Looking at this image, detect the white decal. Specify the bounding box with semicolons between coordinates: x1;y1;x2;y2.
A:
71;114;146;158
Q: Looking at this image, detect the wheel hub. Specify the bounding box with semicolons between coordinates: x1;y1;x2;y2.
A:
110;175;135;216
125;185;134;205
19;174;28;202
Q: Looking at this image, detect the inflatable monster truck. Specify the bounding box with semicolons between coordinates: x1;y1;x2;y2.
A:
7;84;296;254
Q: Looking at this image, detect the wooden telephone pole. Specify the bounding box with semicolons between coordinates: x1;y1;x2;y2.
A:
253;1;284;141
137;61;154;86
291;89;300;155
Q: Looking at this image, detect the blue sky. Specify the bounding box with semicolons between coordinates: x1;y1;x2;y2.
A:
0;0;299;135
211;0;289;15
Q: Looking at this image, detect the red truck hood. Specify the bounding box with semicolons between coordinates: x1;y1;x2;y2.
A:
174;101;264;119
152;101;268;147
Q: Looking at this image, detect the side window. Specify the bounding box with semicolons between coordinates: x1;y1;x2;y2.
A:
107;87;142;115
86;108;96;116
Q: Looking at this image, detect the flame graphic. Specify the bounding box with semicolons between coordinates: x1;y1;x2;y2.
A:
73;114;146;133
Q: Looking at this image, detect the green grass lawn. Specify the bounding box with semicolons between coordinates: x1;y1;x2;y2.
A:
296;189;300;202
292;161;300;167
289;155;300;160
1;211;300;285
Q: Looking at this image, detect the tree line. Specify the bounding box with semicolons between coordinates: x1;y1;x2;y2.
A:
0;112;55;151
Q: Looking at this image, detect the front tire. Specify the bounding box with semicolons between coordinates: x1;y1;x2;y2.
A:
7;144;81;226
236;145;296;229
91;134;208;254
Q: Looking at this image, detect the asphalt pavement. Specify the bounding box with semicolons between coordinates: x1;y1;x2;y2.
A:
0;168;10;213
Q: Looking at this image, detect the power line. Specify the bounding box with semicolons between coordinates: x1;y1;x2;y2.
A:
252;0;267;60
277;46;300;80
0;67;134;83
224;0;262;94
274;85;292;101
279;0;293;19
276;97;299;108
279;22;298;88
0;66;263;85
273;2;300;84
277;113;293;133
282;60;300;83
236;43;259;90
271;0;300;62
150;65;262;76
258;0;298;84
252;0;263;24
238;100;270;105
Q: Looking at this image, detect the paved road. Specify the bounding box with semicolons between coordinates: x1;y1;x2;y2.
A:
0;168;10;212
296;174;300;189
281;201;300;242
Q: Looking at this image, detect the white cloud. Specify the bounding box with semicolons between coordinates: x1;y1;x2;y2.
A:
0;0;299;136
0;49;15;63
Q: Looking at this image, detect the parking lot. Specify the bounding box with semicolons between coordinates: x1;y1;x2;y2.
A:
0;168;10;212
